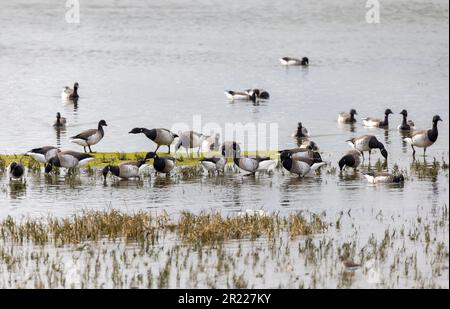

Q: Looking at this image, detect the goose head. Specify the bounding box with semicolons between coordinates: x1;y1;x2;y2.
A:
144;152;157;161
129;128;144;134
350;109;357;116
74;82;79;89
102;166;111;180
433;115;443;124
98;120;108;127
301;57;309;65
384;109;393;116
380;148;388;159
400;109;408;117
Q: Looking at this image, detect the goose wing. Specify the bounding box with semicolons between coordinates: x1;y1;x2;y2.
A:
71;129;97;140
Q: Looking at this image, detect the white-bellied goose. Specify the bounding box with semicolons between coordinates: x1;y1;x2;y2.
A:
53;112;67;128
362;109;393;128
364;172;405;184
26;146;60;163
347;135;388;161
200;156;227;174
9;162;25;180
291;122;310;138
61;82;79;100
338;109;358;124
175;131;206;156
280;57;309;66
280;151;326;177
129;128;178;153
71;120;107;153
102;161;147;180
144;152;176;175
279;147;322;162
245;89;270;100
398;110;416;132
45;151;94;173
338;149;362;172
404;115;442;157
224;90;257;102
227;142;274;175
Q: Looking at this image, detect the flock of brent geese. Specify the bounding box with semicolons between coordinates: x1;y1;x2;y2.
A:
7;56;443;185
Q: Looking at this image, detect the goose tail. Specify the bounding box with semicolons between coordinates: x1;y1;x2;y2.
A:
403;137;413;145
310;162;326;172
364;174;375;183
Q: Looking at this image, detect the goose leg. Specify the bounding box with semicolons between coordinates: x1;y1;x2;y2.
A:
155;145;160;153
83;146;87;153
411;145;416;159
167;145;170;154
423;148;426;157
88;145;93;153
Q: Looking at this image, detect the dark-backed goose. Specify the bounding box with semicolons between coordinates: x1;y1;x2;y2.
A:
102;161;147;180
280;57;309;66
175;131;206;156
398;110;416;132
224;90;257;102
347;135;388;161
338;109;358;124
280;152;326;177
129;128;178;154
338;149;362;171
71;120;107;153
228;142;274;175
245;89;270;100
53;112;67;128
26;146;60;163
364;172;405;184
45;151;94;173
404;115;442;157
144;152;176;175
200;156;226;174
61;82;79;100
9;162;25;180
291;122;310;138
362;109;393;128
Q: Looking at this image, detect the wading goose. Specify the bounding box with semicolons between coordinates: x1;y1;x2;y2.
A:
129;128;178;154
224;90;257;102
200;156;227;174
9;162;25;181
338;109;358;124
45;151;94;173
291;122;310;138
404;115;442;157
398;110;416;132
144;152;176;175
338;149;362;172
364;172;405;184
245;89;270;100
280;57;309;66
228;142;274;175
61;82;79;100
26;146;60;163
280;152;326;177
362;109;393;128
102;161;148;180
71;120;107;153
347;135;388;161
175;131;207;156
53;112;67;128
279;147;322;162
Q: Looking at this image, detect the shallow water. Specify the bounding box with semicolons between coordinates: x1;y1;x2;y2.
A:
0;0;448;288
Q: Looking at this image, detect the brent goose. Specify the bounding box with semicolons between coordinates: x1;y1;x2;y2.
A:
364;172;405;184
61;82;79;100
144;152;176;175
45;151;94;173
102;161;148;180
338;149;362;172
347;135;388;161
279;57;309;66
71;120;107;153
398;110;416;132
404;115;442;158
362;109;393;128
129;128;178;154
338;109;358;124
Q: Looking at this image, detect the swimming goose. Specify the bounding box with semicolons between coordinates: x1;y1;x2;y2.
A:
26;146;60;163
280;57;309;66
175;131;206;156
61;82;79;100
280;152;326;177
200;156;227;174
9;162;25;180
45;151;94;173
338;109;358;124
398;110;416;132
363;172;405;184
102;161;148;180
129;128;178;154
291;122;310;138
279;147;322;162
362;109;393;128
338;149;362;171
245;89;270;100
144;152;176;175
404;115;442;157
53;112;67;128
71;120;107;153
224;91;257;102
347;135;388;161
228;142;274;175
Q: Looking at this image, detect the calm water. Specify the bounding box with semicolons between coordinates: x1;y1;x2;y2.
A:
0;0;449;221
